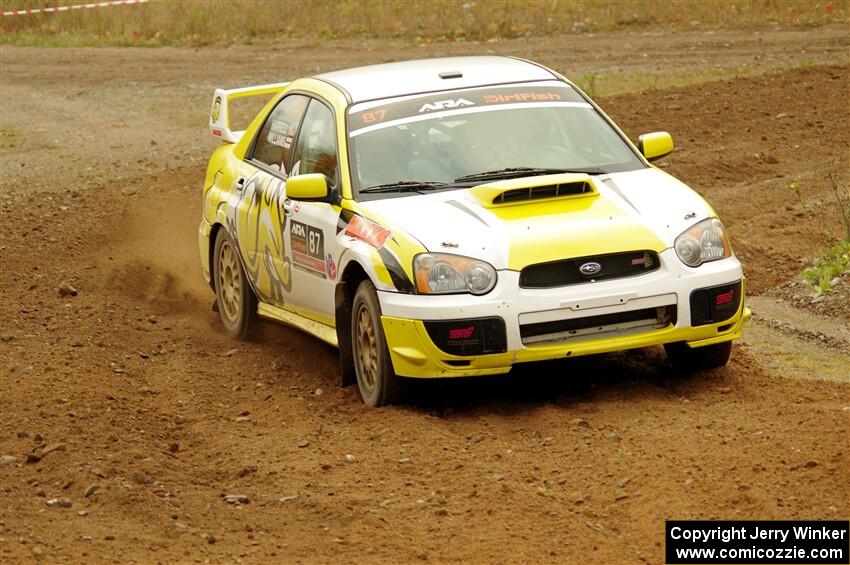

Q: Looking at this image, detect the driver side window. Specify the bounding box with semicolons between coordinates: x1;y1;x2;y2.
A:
291;100;338;188
251;94;309;176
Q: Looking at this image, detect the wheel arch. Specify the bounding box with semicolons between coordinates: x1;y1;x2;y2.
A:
209;222;262;303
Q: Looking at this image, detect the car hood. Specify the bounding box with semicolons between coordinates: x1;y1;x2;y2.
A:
359;168;714;271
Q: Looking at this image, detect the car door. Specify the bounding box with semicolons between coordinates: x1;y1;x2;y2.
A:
228;93;309;307
282;98;342;324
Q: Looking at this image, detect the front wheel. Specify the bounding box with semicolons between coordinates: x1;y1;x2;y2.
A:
351;280;400;407
664;341;732;372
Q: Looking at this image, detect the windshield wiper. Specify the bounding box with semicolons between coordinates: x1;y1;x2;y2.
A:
360;180;449;194
454;167;606;183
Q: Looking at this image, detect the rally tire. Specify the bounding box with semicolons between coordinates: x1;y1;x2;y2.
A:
351;279;400;407
665;341;732;372
213;230;260;340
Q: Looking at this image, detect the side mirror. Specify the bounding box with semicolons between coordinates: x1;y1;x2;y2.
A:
637;131;674;162
286;173;328;200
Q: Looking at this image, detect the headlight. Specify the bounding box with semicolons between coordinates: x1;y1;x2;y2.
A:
674;217;732;267
413;253;497;295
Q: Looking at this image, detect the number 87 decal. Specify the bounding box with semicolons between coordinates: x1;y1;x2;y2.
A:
361;109;386;124
308;230;322;255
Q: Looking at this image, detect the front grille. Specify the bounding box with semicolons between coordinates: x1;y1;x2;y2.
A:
520;305;676;345
519;250;659;289
492;181;591;205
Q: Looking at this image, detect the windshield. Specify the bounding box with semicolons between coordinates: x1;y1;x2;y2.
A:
347;81;645;198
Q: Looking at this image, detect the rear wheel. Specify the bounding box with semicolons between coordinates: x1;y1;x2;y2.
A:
213;230;259;340
351;280;400;407
665;341;732;372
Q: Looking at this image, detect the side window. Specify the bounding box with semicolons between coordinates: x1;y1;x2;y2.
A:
292;100;338;187
251;94;309;176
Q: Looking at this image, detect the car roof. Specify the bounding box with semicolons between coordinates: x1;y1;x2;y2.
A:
314;56;559;104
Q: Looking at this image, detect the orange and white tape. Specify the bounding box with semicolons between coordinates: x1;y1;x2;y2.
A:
2;0;148;17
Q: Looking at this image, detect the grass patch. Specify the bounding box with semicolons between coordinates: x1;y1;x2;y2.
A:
795;171;849;295
0;0;845;47
0;125;65;153
574;67;758;97
0;126;21;149
826;172;850;242
804;239;850;294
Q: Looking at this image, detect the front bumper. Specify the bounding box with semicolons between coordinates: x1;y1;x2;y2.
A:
378;250;750;378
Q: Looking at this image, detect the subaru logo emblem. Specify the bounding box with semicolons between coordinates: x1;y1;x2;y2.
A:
579;261;602;276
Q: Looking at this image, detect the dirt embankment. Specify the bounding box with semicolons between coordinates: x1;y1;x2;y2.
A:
1;29;848;564
608;65;850;294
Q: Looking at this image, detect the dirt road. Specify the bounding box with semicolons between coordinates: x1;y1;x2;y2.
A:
1;25;848;564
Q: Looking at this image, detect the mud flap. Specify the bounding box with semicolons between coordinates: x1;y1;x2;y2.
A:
335;283;356;387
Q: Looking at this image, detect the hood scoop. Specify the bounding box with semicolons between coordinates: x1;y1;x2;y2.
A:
468;173;598;209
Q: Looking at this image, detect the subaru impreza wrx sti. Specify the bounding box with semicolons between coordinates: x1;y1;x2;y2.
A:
199;56;750;406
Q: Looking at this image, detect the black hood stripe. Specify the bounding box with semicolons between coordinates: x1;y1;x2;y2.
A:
338;208;415;293
378;247;415;293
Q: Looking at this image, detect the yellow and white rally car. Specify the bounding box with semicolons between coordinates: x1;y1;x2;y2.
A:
199;56;749;406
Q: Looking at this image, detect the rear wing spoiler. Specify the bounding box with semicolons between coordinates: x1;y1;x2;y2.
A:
209;82;290;143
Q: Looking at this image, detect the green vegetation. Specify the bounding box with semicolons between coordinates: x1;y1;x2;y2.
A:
0;126;20;149
572;66;763;98
0;0;845;47
827;172;850;241
799;173;849;295
804;239;849;294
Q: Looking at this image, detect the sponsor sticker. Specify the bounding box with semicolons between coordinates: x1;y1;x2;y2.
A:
211;96;222;123
268;120;295;149
290;220;325;278
344;215;391;249
483;92;562;103
348;84;586;134
325;254;337;281
418;98;474;113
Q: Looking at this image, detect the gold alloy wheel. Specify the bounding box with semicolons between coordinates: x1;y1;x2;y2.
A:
217;240;242;323
355;304;379;393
